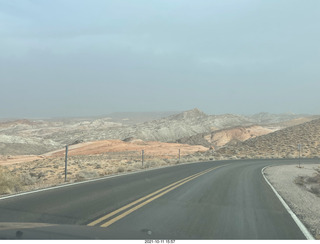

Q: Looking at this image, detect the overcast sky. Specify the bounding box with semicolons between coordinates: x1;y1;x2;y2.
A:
0;0;319;118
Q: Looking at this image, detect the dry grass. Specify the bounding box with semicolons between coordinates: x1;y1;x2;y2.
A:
0;138;209;193
0;151;213;197
0;166;23;195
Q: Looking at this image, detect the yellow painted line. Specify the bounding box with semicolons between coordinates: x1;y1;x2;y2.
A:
100;166;221;228
87;167;213;226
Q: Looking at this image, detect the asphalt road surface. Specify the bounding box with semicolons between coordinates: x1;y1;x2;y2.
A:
0;159;315;239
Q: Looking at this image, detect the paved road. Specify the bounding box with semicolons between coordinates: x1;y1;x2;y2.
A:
0;159;315;239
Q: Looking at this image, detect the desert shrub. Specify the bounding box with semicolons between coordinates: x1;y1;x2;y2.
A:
295;171;320;197
0;166;23;195
147;159;166;167
310;185;320;196
144;161;156;168
117;166;125;173
127;166;135;172
104;169;114;175
37;172;47;179
307;174;320;184
75;170;99;182
20;173;37;185
163;159;170;164
294;176;305;186
129;162;142;170
178;158;187;163
94;163;102;169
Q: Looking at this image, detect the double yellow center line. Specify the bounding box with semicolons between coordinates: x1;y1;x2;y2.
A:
88;164;227;228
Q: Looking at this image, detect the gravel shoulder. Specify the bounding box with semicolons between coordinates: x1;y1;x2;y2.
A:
264;163;320;239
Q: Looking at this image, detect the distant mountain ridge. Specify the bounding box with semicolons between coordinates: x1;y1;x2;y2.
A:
168;108;207;120
0;108;317;155
248;112;310;124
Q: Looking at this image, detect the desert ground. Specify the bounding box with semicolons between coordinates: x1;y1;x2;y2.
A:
1;110;320;239
0;139;208;195
265;164;320;239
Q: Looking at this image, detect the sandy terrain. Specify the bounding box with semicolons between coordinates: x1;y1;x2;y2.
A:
45;139;208;157
0;139;207;166
0;155;45;166
264;164;320;239
204;125;278;147
1;136;320;240
2;110;314;156
0;139;209;195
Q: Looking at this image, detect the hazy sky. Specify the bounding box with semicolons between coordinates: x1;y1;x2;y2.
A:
1;0;319;118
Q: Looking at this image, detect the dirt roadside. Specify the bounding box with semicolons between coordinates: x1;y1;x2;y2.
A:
0;140;209;195
264;163;320;239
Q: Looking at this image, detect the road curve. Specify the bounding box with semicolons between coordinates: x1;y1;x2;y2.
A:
0;159;315;239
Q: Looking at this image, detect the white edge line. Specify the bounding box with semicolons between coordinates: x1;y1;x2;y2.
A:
0;159;211;201
261;165;315;240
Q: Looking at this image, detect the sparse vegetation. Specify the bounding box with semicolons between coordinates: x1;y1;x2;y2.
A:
75;170;100;182
1;113;320;198
294;167;320;197
202;118;320;160
0;149;216;196
117;166;125;173
0;166;23;195
311;185;320;196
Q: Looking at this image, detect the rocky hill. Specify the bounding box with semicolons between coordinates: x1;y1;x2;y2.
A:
0;108;316;155
177;125;279;148
103;111;179;125
206;118;320;160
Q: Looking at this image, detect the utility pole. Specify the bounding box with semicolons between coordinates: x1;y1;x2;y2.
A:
65;145;68;182
142;150;144;168
179;149;181;161
298;144;301;168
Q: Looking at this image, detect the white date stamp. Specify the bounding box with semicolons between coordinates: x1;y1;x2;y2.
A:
145;240;175;244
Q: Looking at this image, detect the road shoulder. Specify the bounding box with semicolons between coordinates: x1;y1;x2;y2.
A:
263;163;320;239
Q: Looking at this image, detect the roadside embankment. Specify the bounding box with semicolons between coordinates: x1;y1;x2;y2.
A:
264;163;320;239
